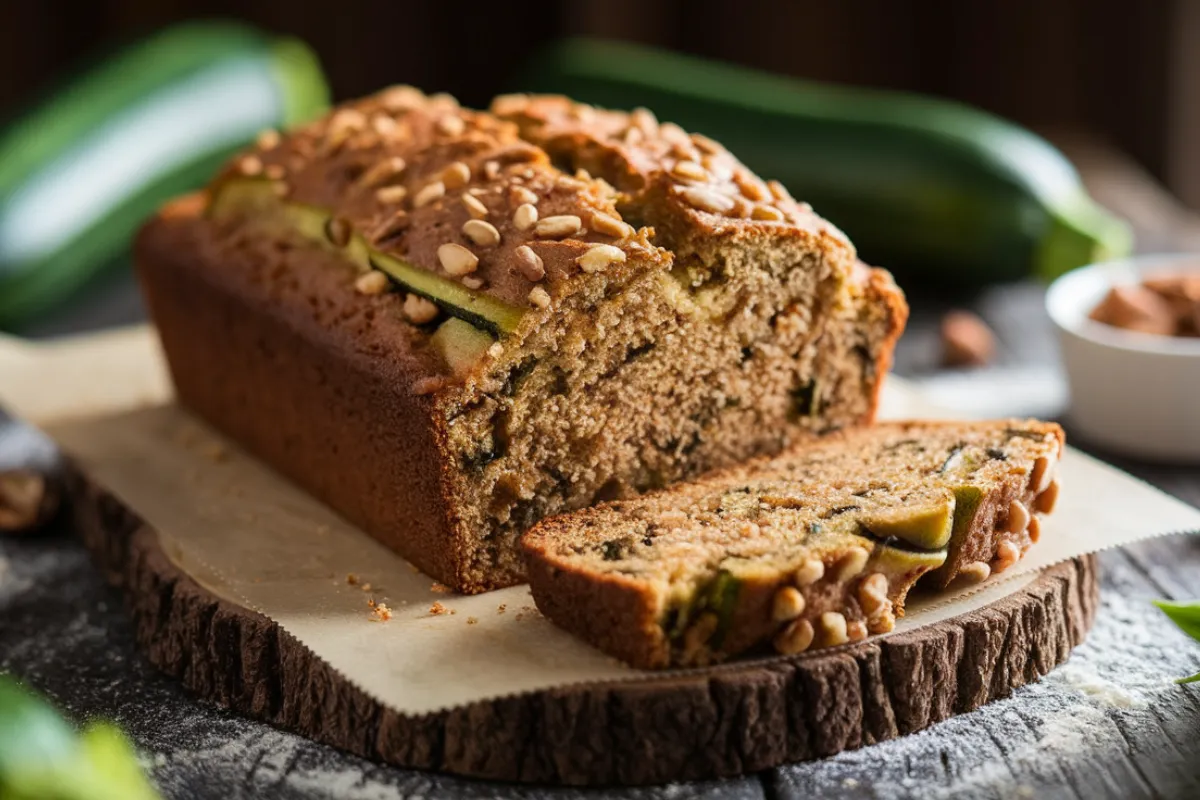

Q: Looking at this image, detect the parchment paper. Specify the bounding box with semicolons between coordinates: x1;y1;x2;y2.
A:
4;326;1199;715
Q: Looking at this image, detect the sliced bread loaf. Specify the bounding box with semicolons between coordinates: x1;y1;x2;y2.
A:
522;419;1064;669
137;88;906;592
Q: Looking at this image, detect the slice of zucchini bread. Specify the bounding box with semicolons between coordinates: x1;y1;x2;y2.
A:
522;420;1064;669
136;87;906;593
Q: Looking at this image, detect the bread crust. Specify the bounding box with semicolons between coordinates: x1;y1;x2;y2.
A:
136;205;479;589
138;87;909;593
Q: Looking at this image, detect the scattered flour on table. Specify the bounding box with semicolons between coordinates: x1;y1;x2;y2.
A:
775;590;1199;800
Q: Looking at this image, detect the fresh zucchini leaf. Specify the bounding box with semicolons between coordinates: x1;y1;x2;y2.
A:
1153;600;1200;684
1152;600;1200;641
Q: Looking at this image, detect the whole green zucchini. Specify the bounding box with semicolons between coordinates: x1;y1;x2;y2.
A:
513;38;1130;285
0;21;329;329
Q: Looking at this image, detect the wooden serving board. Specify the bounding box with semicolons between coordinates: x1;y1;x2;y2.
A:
2;328;1100;786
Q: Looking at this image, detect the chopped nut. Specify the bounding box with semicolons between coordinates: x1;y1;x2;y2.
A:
992;540;1021;573
354;270;390;296
414;180;446;208
1034;479;1059;514
941;310;996;367
256;129;280;150
1003;499;1031;534
867;603;896;635
794;558;825;587
575;167;592;181
671;159;709;182
483;160;500;180
528;286;552;309
1030;454;1057;493
535;215;582;239
590;211;633;239
734;171;767;201
835;547;869;581
767;179;793;203
630;107;658;136
691;133;723;154
679;186;736;214
238;155;263;176
442;161;471;189
958;560;992;585
403;294;440;324
462;275;486;290
857;573;889;616
360;156;407;188
772;586;807;622
1089;284;1177;336
375;185;409;205
512;186;539;206
750;204;784;222
437;242;478;276
846;620;868;642
514;245;546;281
576;244;626;273
513;203;539;231
773;618;814;655
1028;515;1042;543
462;219;501;247
819;611;849;646
462;193;489;219
436;115;466;136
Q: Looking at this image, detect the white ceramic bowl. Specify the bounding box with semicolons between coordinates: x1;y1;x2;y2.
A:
1046;254;1200;462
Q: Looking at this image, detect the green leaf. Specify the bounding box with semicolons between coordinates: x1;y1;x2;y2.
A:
1153;600;1200;642
1179;672;1200;685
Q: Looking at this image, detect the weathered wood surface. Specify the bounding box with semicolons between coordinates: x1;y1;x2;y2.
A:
37;461;1094;787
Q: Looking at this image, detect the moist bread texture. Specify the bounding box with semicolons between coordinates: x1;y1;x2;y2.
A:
522;420;1064;669
137;87;907;593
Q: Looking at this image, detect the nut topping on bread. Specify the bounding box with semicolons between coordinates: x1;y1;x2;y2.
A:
138;86;907;592
522;420;1063;668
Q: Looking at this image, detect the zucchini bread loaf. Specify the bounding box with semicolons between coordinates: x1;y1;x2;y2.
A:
523;420;1063;668
136;87;906;593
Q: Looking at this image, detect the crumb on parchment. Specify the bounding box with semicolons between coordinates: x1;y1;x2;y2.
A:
367;598;392;622
346;573;358;586
430;582;451;594
429;601;455;616
467;617;478;625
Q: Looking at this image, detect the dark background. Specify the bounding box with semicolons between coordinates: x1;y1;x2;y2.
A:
5;0;1200;210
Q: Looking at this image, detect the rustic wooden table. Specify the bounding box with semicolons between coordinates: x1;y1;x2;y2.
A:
2;143;1198;799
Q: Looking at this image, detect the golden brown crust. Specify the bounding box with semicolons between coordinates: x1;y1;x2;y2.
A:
140;86;909;593
136;208;472;589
